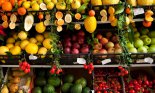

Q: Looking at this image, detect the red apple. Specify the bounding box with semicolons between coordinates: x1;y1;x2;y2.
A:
72;35;77;42
78;37;84;44
64;47;71;54
93;49;99;54
94;43;102;50
99;49;107;54
106;32;112;39
107;48;115;54
65;37;71;42
114;43;121;49
64;41;72;47
105;42;114;49
82;44;89;48
73;42;80;49
78;30;85;37
112;36;119;43
72;48;79;54
80;47;89;54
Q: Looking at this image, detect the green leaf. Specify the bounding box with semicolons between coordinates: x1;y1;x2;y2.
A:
115;4;125;14
77;3;88;13
81;15;87;20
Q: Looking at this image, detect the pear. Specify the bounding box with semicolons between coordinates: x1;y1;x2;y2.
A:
71;0;81;9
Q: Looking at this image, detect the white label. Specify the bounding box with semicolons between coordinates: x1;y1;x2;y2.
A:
91;90;94;93
133;8;144;16
144;57;153;64
76;58;86;64
29;54;38;60
101;59;111;65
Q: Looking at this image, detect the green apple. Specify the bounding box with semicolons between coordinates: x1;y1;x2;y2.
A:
144;45;149;50
47;2;54;10
134;39;144;48
140;28;149;35
126;42;134;49
128;47;137;53
151;38;155;45
150;45;155;47
140;35;149;40
142;37;151;45
148;46;155;53
23;1;31;9
134;31;140;38
148;31;155;38
138;46;147;53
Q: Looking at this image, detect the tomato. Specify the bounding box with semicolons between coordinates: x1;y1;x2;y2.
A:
83;64;88;69
96;91;101;93
118;66;123;70
21;65;26;70
89;10;95;16
22;61;28;67
144;80;149;85
50;68;55;74
129;89;135;93
24;68;29;73
124;70;129;75
19;62;23;67
26;64;30;69
103;90;108;93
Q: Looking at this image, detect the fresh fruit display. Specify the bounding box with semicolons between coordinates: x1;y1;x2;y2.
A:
83;62;94;74
62;30;90;54
94;68;123;93
93;31;122;55
124;69;155;93
126;27;155;53
1;68;33;93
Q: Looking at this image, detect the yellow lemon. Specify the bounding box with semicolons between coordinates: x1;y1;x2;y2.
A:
6;44;14;49
18;31;27;40
6;37;15;44
10;46;21;55
12;33;18;40
20;40;29;50
38;47;47;55
25;43;38;54
0;46;9;55
15;41;21;46
43;38;52;49
36;34;44;42
29;38;37;43
35;22;46;33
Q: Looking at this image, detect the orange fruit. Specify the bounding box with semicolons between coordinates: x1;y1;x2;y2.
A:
2;21;9;28
89;10;95;16
10;0;16;6
17;7;26;16
125;7;131;14
57;19;64;26
0;0;5;7
2;14;8;21
55;11;63;19
18;0;23;7
75;13;81;20
143;21;152;27
38;13;44;20
2;1;12;11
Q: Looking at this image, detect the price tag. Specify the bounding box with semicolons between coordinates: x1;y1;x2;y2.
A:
29;54;38;60
76;58;86;64
144;57;153;64
101;59;111;65
133;8;144;16
91;90;94;93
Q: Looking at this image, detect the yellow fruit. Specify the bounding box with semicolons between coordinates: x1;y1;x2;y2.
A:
15;41;21;46
100;9;107;16
36;34;44;42
32;3;40;11
6;37;15;44
0;46;9;55
10;46;21;55
153;0;155;4
38;47;47;55
91;0;102;6
43;38;52;49
84;16;97;33
102;0;120;5
29;38;37;43
111;18;118;27
12;33;18;40
51;0;57;4
1;85;9;93
108;6;115;15
56;1;66;10
109;15;115;22
35;22;46;33
6;44;14;49
71;0;81;9
43;32;49;38
137;0;153;5
126;16;130;25
127;0;137;6
20;40;29;50
47;2;54;10
25;43;38;54
23;1;31;9
18;31;27;40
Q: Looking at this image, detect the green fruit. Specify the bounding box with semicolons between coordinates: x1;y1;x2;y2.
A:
48;76;61;87
82;87;91;93
151;38;155;45
32;87;42;93
142;37;151;45
35;77;46;86
126;42;134;49
134;31;140;38
134;39;144;48
70;84;82;93
144;45;149;50
138;46;148;53
128;47;137;53
140;35;149;40
75;78;87;88
43;84;55;93
61;83;73;93
148;31;155;38
148;45;155;53
64;74;74;83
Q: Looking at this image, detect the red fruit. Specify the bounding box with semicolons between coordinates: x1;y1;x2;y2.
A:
78;30;85;37
83;64;88;69
64;47;71;54
103;90;108;93
21;66;26;70
89;10;95;16
78;38;84;45
50;68;55;74
88;70;92;74
72;35;77;42
129;89;135;93
118;66;123;70
19;62;23;67
97;91;101;93
64;41;72;47
72;48;79;54
96;34;103;40
134;85;140;91
24;68;29;73
144;80;149;85
56;69;61;74
133;80;138;85
73;43;80;49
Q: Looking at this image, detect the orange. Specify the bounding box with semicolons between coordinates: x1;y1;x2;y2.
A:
0;0;5;7
10;0;16;6
125;7;131;14
143;21;152;27
2;1;12;11
2;14;8;21
38;13;44;20
89;10;95;16
17;7;26;16
75;13;81;20
55;11;63;19
18;0;23;7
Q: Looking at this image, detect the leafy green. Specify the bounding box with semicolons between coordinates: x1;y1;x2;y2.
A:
77;3;88;13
